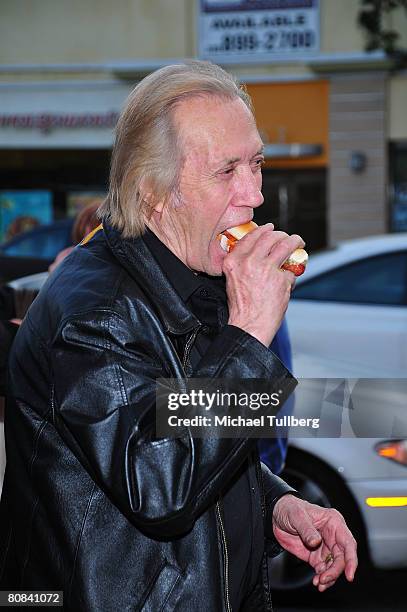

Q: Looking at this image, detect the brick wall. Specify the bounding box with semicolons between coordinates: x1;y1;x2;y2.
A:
328;73;388;244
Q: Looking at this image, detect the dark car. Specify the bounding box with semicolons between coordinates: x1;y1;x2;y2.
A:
0;218;74;283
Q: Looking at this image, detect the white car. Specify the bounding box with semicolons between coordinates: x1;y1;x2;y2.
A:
270;377;407;593
286;233;407;378
269;234;407;593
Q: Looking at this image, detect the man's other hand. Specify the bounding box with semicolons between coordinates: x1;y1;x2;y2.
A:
272;494;358;592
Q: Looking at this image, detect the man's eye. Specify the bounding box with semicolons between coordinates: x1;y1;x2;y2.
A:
252;159;264;171
222;168;234;175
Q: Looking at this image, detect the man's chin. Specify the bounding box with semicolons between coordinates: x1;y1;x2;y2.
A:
210;268;223;277
207;243;226;276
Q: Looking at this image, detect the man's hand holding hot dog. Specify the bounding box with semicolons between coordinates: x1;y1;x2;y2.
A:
223;223;305;347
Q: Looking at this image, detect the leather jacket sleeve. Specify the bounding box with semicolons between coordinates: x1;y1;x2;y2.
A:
261;462;301;556
52;307;295;539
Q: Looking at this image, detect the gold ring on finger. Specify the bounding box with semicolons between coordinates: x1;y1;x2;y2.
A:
325;553;334;564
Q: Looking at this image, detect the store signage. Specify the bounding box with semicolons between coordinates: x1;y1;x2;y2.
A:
0;111;119;133
198;0;319;62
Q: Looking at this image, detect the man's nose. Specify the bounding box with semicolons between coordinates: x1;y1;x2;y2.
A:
235;167;264;208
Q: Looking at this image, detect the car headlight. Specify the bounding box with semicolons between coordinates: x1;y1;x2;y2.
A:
375;440;407;466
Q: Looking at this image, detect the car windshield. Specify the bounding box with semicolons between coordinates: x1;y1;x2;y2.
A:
292;251;407;306
1;225;70;259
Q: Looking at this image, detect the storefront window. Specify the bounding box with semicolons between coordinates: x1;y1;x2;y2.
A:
0;190;52;243
0;149;109;242
255;168;326;253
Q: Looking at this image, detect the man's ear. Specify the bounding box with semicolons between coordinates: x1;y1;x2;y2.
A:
151;198;165;214
139;176;164;215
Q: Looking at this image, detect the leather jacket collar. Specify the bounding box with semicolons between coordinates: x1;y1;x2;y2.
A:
103;222;200;335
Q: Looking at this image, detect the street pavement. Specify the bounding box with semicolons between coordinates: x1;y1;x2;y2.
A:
274;567;406;611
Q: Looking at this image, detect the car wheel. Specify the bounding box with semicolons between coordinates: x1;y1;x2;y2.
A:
268;447;368;597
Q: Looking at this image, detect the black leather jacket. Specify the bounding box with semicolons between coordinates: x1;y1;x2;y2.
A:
0;224;295;611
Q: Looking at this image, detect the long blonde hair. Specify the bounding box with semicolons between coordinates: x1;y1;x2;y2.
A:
98;60;253;237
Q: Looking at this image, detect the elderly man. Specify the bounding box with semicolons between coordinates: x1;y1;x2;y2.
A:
0;61;357;611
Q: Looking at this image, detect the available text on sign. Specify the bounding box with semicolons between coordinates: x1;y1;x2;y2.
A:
198;0;320;63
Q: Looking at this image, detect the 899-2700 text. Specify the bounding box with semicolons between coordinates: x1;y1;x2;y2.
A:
217;30;315;52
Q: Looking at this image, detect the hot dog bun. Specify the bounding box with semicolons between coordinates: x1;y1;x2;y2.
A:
218;221;258;253
218;222;308;277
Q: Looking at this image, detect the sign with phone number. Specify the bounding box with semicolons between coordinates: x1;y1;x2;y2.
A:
198;0;319;62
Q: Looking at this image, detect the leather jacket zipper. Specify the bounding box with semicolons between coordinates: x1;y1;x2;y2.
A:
183;325;232;610
216;501;232;612
254;453;266;518
182;326;201;373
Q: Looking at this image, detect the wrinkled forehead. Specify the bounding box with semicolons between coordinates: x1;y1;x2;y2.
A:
173;95;261;165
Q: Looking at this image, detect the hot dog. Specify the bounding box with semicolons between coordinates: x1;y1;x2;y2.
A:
218;221;308;277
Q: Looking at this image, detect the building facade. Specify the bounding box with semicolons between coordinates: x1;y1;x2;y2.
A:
0;0;406;249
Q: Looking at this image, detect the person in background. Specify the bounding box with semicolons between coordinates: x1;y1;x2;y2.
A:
259;317;293;475
48;201;101;273
0;285;37;397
